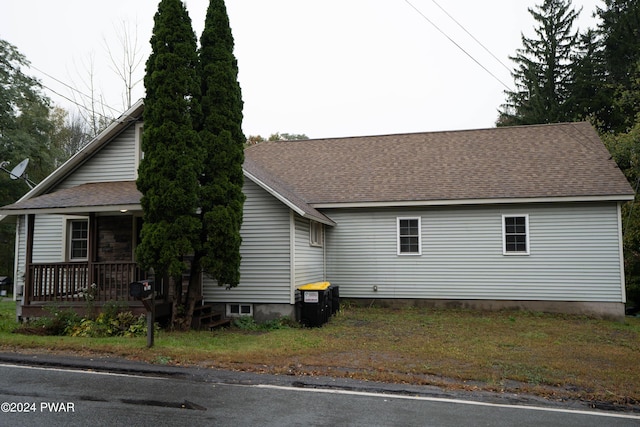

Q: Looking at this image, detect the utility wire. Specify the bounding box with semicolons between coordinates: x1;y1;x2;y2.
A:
403;0;513;92
38;81;113;123
30;64;122;116
430;0;513;73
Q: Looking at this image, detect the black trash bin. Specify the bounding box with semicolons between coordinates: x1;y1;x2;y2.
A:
298;282;331;327
330;285;340;315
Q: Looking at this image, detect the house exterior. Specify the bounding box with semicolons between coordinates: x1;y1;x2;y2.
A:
0;100;635;321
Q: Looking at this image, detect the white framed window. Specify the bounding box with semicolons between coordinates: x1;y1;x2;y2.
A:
397;217;421;255
502;214;530;255
310;220;324;247
66;217;89;261
134;122;144;179
226;303;253;317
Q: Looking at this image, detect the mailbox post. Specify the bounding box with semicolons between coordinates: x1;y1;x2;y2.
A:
129;268;155;348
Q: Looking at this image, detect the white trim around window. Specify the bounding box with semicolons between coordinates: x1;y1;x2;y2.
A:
134;122;144;179
502;214;530;256
397;217;422;256
310;220;324;247
64;216;90;261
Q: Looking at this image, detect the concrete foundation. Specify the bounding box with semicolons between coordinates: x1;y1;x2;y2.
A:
208;302;295;323
344;298;626;321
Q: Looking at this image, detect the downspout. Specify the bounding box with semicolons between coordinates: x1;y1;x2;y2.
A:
323;224;327;281
88;213;97;287
290;210;296;305
23;214;34;306
13;216;22;301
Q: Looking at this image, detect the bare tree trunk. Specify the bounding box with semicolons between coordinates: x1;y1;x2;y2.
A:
183;253;203;330
169;277;181;330
104;19;144;110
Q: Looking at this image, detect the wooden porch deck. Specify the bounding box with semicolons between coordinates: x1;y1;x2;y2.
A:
20;261;170;319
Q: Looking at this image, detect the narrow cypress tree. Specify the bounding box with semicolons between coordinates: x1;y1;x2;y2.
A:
137;0;203;326
183;0;245;326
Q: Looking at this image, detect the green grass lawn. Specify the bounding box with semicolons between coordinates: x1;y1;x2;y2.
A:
1;299;639;405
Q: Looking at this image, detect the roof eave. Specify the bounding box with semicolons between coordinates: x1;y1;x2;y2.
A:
312;194;636;209
243;169;336;226
0;204;142;216
11;99;144;204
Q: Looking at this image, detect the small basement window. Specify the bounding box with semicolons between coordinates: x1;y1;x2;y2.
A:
226;303;253;317
503;214;529;255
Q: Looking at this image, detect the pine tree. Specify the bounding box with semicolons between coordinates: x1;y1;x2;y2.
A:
498;0;580;126
565;29;612;129
136;0;203;325
598;0;640;132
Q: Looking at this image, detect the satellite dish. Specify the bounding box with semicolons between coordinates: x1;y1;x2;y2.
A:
9;158;29;180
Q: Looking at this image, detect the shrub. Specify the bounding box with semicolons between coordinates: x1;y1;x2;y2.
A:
13;306;81;336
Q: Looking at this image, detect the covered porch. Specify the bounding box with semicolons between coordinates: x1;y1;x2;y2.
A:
0;181;172;319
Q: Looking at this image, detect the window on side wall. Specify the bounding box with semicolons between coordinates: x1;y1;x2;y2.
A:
310;220;323;247
502;214;529;255
397;217;421;255
67;218;89;261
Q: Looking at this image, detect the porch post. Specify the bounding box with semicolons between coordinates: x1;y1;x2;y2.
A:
23;214;35;305
88;213;97;286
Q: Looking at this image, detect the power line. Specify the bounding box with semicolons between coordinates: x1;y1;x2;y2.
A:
38;81;113;123
29;64;122;118
429;0;513;74
403;0;513;92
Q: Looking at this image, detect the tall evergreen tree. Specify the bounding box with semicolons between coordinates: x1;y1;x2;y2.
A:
498;0;580;126
598;0;640;132
565;30;612;129
136;0;203;325
182;0;246;326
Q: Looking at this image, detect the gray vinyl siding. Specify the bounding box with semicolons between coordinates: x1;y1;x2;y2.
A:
203;179;292;303
58;125;138;189
294;216;325;288
32;215;65;263
325;203;624;302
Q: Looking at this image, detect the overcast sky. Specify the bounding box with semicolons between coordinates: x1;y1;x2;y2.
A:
1;0;602;139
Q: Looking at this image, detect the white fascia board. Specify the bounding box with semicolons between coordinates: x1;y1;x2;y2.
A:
243;170;306;217
312;194;635;209
12;100;144;204
0;204;141;216
243;170;335;226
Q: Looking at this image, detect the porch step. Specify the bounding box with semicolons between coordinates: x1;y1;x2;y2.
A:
191;303;230;330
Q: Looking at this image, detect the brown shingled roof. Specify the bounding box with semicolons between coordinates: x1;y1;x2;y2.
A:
0;181;141;214
243;122;634;205
1;122;633;217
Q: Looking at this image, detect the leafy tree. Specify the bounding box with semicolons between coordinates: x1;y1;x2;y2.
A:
136;0;203;327
181;0;246;326
602;118;640;307
246;132;309;146
48;107;92;165
0;39;55;199
596;1;640;307
498;0;581;126
0;39;58;277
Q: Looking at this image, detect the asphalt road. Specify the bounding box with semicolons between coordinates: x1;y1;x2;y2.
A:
0;353;638;426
